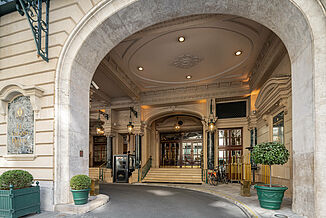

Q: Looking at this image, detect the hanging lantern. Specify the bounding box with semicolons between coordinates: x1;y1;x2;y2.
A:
208;119;215;132
95;115;105;135
174;123;181;131
127;107;137;134
96;124;105;135
127;121;134;134
207;99;217;132
174;117;182;131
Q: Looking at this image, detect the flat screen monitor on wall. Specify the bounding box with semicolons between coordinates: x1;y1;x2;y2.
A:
216;101;247;119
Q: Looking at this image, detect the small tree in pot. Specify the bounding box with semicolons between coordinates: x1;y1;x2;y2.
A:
251;142;290;210
70;175;91;205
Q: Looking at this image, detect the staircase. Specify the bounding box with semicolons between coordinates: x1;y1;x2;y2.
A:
142;168;202;184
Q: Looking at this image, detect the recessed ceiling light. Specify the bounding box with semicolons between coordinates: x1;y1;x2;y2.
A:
138;66;144;71
235;50;242;56
186;75;192;79
178;36;185;42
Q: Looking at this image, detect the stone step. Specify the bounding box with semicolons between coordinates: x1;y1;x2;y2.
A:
142;168;202;184
149;169;201;172
147;172;201;176
142;179;202;183
146;174;201;179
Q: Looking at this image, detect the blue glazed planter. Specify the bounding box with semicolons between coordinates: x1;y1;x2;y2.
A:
71;189;90;205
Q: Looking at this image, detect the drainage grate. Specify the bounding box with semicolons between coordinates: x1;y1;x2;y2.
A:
274;214;288;218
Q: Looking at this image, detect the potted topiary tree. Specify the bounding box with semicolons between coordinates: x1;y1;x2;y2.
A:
0;170;40;218
70;175;91;205
251;142;290;210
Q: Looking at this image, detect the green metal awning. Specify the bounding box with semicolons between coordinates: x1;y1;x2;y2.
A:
0;0;17;16
1;0;50;62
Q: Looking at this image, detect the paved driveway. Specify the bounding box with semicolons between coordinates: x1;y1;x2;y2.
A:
32;184;248;218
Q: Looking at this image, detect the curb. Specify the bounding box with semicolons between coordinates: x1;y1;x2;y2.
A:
54;194;109;215
135;183;258;218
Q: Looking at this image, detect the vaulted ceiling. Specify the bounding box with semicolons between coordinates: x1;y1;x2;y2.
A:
91;14;282;108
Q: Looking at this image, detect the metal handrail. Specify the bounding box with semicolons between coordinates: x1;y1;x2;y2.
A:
141;156;152;181
98;161;107;181
99;161;107;168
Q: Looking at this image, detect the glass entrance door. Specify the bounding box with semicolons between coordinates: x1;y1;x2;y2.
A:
160;131;203;168
162;142;179;167
182;141;202;167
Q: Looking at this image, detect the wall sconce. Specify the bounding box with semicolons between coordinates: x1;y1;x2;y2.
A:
127;107;138;134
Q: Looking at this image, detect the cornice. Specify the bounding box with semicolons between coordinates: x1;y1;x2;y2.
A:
101;56;141;100
140;81;250;106
0;83;44;116
106;81;250;109
249;33;287;90
255;76;291;118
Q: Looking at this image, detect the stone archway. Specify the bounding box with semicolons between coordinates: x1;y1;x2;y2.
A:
55;0;326;216
144;109;205;127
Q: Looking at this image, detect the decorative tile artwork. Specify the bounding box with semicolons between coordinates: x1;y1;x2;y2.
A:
7;96;34;154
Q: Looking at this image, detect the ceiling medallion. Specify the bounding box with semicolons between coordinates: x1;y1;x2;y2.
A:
172;54;203;69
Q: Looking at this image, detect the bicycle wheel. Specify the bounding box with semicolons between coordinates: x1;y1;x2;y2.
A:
211;176;218;186
208;174;213;185
223;176;228;184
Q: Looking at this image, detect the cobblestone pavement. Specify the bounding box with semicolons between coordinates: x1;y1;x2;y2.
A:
136;183;306;218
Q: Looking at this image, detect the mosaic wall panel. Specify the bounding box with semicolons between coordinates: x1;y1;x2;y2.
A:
7;96;34;154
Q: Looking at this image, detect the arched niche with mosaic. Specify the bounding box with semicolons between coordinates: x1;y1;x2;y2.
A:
0;84;43;160
7;96;34;154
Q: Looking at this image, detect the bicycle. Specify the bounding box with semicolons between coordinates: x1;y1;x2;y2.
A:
218;165;229;184
208;166;229;186
208;169;218;186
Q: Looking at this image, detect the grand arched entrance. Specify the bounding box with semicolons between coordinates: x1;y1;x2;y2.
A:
55;1;326;217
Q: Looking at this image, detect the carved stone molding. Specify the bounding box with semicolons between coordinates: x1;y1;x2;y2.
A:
140;82;249;106
0;84;44;116
143;105;205;126
255;76;291;118
249;33;287;90
101;56;141;100
262;114;271;126
279;98;289;115
3;154;38;161
247;114;258;129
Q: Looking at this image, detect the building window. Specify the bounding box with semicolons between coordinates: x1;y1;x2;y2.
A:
218;128;243;166
218;128;242;147
272;111;284;144
7;96;34;154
